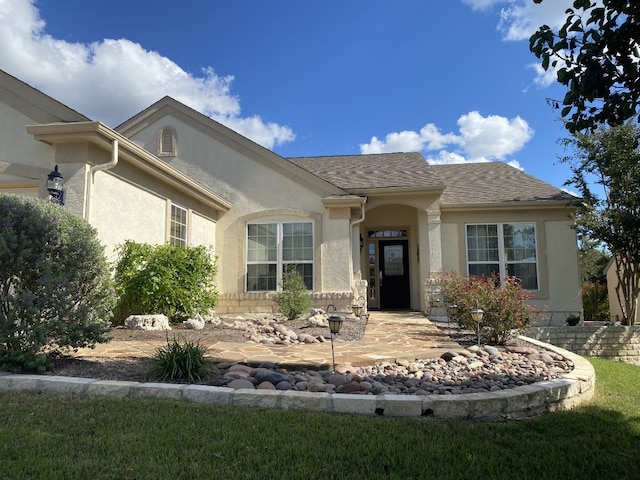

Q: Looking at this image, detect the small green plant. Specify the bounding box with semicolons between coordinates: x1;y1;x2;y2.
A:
0;194;115;372
113;241;218;324
440;272;537;345
148;335;216;382
566;314;581;326
273;266;311;320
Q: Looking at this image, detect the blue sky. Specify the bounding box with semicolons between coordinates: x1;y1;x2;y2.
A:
0;0;577;191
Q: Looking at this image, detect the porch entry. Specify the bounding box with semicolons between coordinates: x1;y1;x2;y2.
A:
366;229;410;310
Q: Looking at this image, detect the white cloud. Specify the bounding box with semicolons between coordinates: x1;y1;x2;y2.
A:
0;0;294;149
359;111;533;166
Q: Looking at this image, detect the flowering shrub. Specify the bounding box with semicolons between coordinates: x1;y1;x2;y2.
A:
440;272;537;345
0;194;115;372
113;241;218;324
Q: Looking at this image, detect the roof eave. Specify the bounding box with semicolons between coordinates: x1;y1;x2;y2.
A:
26;121;233;213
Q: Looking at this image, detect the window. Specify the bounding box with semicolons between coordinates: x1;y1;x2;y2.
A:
246;222;313;291
158;127;176;156
170;204;188;247
466;222;538;290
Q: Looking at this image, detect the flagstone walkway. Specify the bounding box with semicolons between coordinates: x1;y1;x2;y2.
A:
76;311;461;369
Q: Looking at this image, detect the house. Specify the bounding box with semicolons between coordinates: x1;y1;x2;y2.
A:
0;69;582;323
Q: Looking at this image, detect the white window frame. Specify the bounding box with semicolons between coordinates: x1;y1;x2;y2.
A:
158;127;177;157
465;222;539;290
245;221;314;292
170;204;188;248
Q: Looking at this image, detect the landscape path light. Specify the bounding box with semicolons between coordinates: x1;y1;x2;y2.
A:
326;304;344;374
446;303;458;335
351;296;365;318
470;303;485;347
46;165;65;206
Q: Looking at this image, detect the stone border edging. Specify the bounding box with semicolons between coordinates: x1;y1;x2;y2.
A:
0;337;595;421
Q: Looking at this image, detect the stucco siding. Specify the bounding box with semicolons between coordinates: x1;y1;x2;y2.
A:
540;220;582;314
190;211;215;251
90;170;167;259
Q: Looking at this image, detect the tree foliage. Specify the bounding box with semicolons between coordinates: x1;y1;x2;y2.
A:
0;194;115;372
113;241;218;324
529;0;640;133
559;122;640;324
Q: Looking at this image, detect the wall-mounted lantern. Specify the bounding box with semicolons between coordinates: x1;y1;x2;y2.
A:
46;165;65;206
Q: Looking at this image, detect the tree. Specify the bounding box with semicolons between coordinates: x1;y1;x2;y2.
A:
0;194;115;372
559;122;640;324
529;0;640;133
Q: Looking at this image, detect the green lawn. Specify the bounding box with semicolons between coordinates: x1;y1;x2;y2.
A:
1;358;638;480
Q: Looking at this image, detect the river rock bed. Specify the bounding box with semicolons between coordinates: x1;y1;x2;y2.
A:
215;344;573;395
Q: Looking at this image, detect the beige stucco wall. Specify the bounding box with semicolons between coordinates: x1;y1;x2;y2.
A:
190;211;216;251
606;261;640;325
439;208;582;320
128;115;350;296
89;170;167;259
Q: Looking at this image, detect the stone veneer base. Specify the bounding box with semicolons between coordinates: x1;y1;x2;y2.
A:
0;337;595;421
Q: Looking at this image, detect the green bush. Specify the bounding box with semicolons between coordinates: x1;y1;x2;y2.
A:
582;281;610;321
440;273;536;345
148;335;216;382
113;241;218;324
273;265;311;320
0;194;115;372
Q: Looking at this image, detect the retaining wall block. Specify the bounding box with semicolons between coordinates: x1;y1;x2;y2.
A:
280;391;330;412
0;374;42;391
129;382;186;400
377;394;423;417
183;385;234;405
430;395;475;419
233;389;281;409
36;376;95;394
331;393;377;415
86;380;141;398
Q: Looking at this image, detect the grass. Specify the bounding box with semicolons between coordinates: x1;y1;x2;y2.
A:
0;358;639;479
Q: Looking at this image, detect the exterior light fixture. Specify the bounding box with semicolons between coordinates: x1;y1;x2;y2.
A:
351;296;365;318
46;165;65;205
446;304;458;335
326;304;344;373
470;304;485;346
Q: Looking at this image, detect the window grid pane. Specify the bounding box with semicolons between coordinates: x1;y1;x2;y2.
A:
466;223;538;290
170;205;187;248
246;221;314;292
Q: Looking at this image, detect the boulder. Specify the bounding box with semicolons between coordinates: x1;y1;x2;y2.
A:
124;314;171;331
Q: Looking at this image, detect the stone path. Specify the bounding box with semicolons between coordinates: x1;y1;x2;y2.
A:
76;311;461;369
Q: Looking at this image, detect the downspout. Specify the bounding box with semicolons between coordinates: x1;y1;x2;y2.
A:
84;139;119;221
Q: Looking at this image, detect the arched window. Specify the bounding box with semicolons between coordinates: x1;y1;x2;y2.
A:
158;127;176;156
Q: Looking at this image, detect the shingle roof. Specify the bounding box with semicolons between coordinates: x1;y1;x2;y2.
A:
288;152;444;191
431;162;576;205
288;153;576;205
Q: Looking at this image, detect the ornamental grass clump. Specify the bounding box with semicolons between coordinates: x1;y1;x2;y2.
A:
440;272;537;345
0;194;115;373
148;335;216;383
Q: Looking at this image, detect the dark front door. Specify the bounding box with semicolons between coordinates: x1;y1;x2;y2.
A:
378;240;410;309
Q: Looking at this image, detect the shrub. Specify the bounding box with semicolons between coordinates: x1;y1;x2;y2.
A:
582;281;610;321
148;335;216;382
113;241;218;324
440;273;537;345
0;194;115;372
273;265;311;320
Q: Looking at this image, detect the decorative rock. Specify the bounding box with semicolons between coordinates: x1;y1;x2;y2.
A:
257;381;276;390
183;313;205;330
484;345;500;355
124;314;171;331
227;379;255;390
